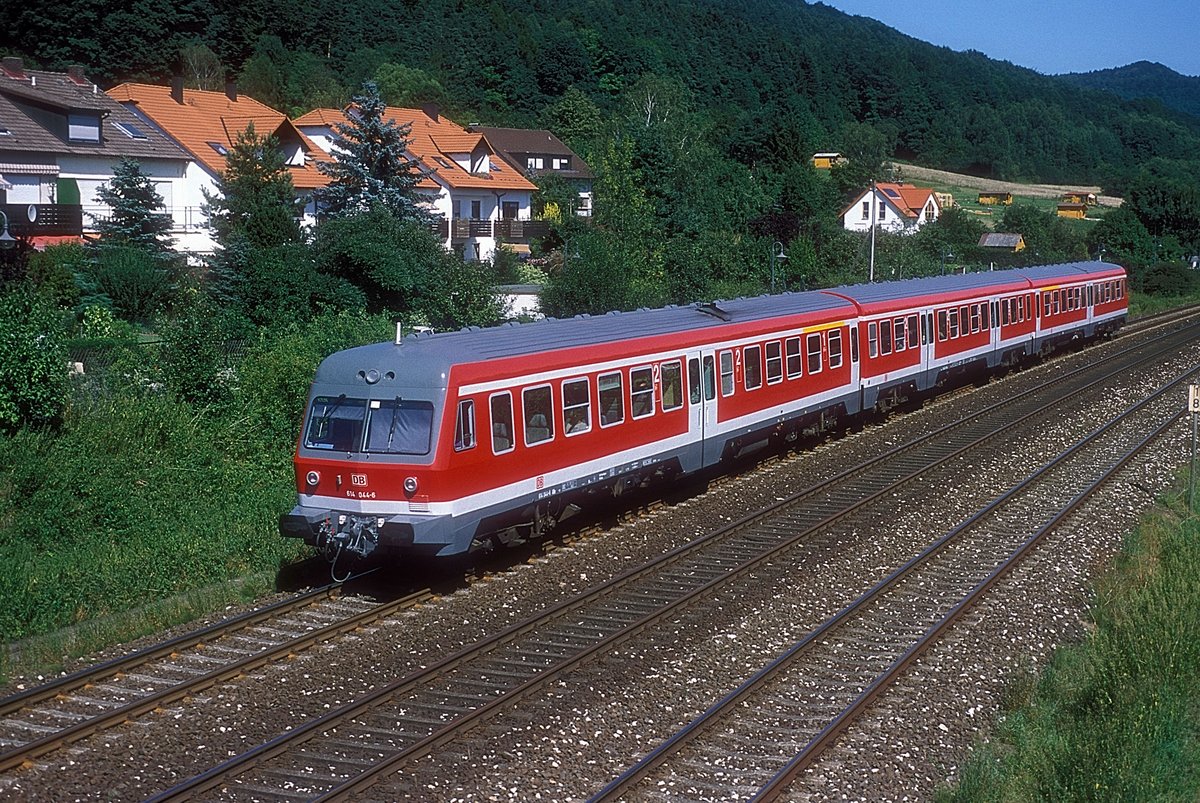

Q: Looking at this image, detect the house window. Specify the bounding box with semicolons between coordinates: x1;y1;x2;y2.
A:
861;201;870;220
471;200;482;220
207;141;229;156
113;121;147;139
553;157;570;170
501;201;519;220
720;350;735;396
563;378;591;435
523;385;554;445
878;203;886;221
599;372;624;426
68;113;101;143
527;156;544;170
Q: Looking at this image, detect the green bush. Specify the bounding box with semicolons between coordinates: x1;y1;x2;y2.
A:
0;287;68;433
24;243;86;310
1137;261;1200;296
87;245;174;322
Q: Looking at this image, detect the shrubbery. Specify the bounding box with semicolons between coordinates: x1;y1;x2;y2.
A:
0;287;68;434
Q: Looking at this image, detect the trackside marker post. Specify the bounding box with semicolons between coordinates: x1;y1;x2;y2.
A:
1190;385;1200;511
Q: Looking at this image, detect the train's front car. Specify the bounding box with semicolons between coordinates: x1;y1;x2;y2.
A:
279;336;459;573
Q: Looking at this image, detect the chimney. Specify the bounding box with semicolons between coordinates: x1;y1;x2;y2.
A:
422;104;439;122
171;75;184;104
225;80;237;102
1;57;24;78
67;65;88;85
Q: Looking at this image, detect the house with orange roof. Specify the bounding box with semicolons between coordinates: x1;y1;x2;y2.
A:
295;105;541;261
841;182;941;234
107;79;333;255
0;56;190;249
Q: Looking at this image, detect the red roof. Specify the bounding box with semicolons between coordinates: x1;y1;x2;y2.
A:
107;83;332;190
842;183;938;220
294;106;536;193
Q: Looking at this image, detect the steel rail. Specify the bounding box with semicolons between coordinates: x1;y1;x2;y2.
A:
147;324;1200;801
591;365;1191;802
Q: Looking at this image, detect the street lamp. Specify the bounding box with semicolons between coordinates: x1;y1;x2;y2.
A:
0;210;15;246
1097;245;1107;263
940;246;954;275
770;241;787;293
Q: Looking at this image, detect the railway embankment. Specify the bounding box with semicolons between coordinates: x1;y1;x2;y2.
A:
940;485;1200;801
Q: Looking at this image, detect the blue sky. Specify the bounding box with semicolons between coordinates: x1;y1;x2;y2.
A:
818;1;1200;76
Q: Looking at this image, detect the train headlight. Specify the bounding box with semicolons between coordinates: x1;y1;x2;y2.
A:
305;470;320;487
403;476;419;494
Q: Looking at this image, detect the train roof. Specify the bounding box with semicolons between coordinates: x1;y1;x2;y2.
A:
316;290;857;385
312;261;1125;389
824;261;1117;306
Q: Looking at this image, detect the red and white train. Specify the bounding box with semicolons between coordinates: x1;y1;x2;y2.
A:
281;261;1127;563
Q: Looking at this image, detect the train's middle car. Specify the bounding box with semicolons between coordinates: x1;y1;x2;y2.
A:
281;261;1127;562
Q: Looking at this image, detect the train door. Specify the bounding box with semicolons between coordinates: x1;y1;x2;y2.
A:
687;352;719;465
920;308;936;375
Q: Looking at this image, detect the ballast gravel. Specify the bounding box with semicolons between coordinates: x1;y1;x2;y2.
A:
1;329;1196;802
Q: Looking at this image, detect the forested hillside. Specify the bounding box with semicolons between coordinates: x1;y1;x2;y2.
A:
1058;61;1200;121
5;0;1200;191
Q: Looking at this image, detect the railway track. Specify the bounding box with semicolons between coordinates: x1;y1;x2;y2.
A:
591;362;1189;802
0;582;434;773
136;320;1200;801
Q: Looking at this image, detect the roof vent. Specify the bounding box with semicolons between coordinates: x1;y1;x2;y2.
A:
695;302;731;322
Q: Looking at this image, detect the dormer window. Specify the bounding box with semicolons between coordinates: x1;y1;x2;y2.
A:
207;141;229;156
526;157;543;170
552;157;570;170
68;112;101;143
113;121;147;139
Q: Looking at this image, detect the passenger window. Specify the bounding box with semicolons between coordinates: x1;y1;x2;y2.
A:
490;392;515;454
765;341;783;384
688;358;702;405
880;319;893;355
948;309;959;339
598;372;624;426
971;305;981;333
894;317;906;351
661;361;683;411
907;315;918;344
630;367;654;418
562;377;591;435
786;337;802;378
454;399;475;451
938;310;948;341
703;356;716;400
523;385;554;445
806;333;822;374
868;322;879;358
744;345;763;390
828;329;843;369
720;351;735;396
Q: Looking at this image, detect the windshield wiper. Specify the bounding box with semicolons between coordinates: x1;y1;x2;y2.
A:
319;394;348;430
386;396;402;449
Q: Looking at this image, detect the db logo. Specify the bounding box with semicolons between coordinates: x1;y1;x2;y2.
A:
535;475;544;490
351;473;368;487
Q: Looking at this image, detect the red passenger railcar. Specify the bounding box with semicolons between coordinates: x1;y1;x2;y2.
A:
281;262;1127;567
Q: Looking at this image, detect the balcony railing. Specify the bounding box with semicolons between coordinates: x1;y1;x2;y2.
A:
429;218;553;243
1;203;83;237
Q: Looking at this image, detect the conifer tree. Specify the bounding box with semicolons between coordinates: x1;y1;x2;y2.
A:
92;157;174;254
203;123;302;249
314;81;432;223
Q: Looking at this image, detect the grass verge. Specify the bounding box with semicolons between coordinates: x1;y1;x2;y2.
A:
937;482;1200;801
1;572;277;684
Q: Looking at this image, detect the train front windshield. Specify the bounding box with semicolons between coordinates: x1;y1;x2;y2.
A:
304;396;435;455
